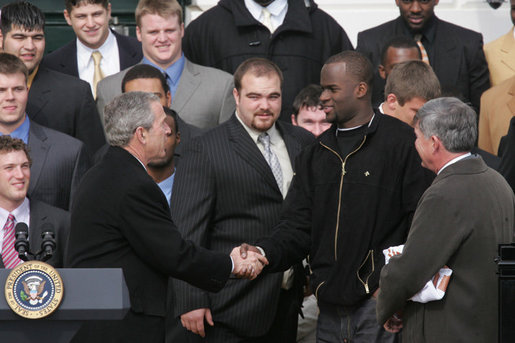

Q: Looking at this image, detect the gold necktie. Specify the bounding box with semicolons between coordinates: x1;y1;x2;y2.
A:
414;34;430;65
92;51;104;99
262;8;274;34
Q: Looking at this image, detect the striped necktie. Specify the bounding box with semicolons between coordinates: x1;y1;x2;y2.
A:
2;214;22;269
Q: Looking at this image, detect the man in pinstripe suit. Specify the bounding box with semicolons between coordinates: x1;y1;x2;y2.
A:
170;58;315;342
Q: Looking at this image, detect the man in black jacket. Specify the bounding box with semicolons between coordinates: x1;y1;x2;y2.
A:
66;91;266;342
182;0;353;121
242;51;431;342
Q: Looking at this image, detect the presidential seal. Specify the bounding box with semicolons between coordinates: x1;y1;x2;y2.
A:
4;261;64;319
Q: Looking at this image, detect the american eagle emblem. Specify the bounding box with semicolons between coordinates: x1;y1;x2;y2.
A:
21;276;48;305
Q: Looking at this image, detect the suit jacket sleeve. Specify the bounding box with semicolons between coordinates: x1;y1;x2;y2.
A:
376;188;469;325
171;138;215;315
119;169;231;293
256;149;313;272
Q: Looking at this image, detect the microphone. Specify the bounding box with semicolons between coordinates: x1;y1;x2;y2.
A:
40;223;56;262
14;222;29;261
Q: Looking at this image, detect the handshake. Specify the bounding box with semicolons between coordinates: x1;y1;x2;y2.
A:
229;244;267;280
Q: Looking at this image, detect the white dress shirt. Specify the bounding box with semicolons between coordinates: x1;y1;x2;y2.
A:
77;30;120;95
244;0;288;31
0;198;30;254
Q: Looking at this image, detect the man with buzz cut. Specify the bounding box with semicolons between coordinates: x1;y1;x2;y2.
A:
42;0;142;98
0;1;106;154
96;0;235;130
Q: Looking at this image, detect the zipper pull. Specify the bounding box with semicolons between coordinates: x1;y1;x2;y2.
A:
365;283;370;294
342;162;346;175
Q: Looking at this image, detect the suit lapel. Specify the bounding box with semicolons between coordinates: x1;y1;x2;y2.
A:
277;121;302;169
115;31;141;70
432;20;459;84
27;122;50;196
173;60;201;114
508;81;515;114
26;68;51;121
500;29;515;73
60;41;79;76
227;116;280;192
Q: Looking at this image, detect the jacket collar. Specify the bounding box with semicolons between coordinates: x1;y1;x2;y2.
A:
318;109;382;150
220;0;315;35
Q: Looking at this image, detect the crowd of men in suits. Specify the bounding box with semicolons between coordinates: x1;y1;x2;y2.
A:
0;0;514;342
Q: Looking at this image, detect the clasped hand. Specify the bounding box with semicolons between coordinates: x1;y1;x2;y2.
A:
230;244;268;280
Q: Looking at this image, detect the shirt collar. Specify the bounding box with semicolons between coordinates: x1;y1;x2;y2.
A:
244;0;288;19
3;116;30;144
0;198;30;228
27;66;39;89
142;53;185;86
438;152;472;175
77;30;116;56
235;111;280;144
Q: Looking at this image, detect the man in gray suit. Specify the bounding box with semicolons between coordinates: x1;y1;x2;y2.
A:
96;0;235;130
377;97;515;343
171;58;314;342
0;136;69;268
0;53;90;211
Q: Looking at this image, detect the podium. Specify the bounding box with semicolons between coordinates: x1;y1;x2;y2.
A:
0;268;130;342
498;244;515;343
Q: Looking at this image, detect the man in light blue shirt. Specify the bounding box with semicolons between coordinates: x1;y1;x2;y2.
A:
148;107;180;205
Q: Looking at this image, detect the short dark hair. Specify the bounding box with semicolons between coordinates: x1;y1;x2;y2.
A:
65;0;109;13
233;57;283;92
292;84;322;117
0;136;32;165
325;51;374;89
1;1;45;36
0;53;28;83
163;106;179;133
121;64;169;94
380;36;421;66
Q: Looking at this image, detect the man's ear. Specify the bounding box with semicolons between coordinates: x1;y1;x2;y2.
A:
385;93;398;113
64;9;72;26
355;82;368;99
378;64;386;80
291;114;298;126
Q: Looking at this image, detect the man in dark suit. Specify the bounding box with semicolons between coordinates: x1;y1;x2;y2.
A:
0;52;90;211
1;1;106;154
171;58;315;342
65;91;267;342
377;97;515;343
356;0;490;112
41;0;142;98
0;136;69;269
